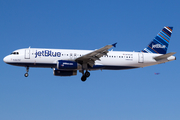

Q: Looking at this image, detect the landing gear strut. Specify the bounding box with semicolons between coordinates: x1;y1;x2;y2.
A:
24;66;29;77
81;71;90;82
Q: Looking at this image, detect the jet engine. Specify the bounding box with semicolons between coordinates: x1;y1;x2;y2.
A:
53;68;77;76
57;60;81;70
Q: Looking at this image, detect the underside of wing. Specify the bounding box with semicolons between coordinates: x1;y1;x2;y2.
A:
75;43;117;67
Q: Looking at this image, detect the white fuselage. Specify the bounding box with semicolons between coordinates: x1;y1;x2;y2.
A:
3;26;176;80
3;48;176;70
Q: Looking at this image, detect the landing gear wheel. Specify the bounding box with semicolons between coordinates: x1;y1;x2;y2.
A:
81;70;90;81
24;66;29;77
85;71;90;77
24;73;28;77
81;75;87;82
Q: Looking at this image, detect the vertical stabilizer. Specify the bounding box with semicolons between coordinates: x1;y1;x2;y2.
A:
142;26;173;54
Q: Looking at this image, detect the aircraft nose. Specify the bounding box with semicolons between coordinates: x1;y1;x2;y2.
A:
3;56;9;63
3;56;7;63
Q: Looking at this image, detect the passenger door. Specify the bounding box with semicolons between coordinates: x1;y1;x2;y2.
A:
138;53;144;63
25;49;30;59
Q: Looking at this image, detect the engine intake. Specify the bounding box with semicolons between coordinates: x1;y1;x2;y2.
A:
53;68;77;76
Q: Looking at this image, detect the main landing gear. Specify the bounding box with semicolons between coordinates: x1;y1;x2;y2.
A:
24;66;29;77
81;71;90;82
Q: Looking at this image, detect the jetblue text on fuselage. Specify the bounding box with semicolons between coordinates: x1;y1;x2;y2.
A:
35;50;61;58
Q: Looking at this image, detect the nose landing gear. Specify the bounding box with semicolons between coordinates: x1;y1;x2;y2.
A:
24;66;29;77
81;71;90;82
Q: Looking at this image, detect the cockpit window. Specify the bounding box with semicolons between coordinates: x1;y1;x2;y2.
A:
11;52;19;55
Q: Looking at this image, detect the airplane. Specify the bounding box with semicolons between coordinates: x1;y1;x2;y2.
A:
3;26;176;81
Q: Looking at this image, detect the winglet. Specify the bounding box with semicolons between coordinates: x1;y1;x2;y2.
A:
112;43;117;47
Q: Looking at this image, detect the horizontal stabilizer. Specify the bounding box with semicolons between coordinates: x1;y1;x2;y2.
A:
154;52;176;61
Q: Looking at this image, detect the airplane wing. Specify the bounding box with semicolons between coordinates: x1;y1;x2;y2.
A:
154;52;176;61
75;43;117;67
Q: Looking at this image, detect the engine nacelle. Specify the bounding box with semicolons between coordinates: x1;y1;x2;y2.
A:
57;60;81;70
53;68;77;76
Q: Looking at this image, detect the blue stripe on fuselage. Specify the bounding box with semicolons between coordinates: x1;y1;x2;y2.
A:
6;62;138;70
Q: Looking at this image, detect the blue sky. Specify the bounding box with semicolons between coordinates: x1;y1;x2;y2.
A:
0;0;180;120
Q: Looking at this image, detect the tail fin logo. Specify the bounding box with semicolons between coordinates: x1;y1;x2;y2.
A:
152;44;166;49
142;26;173;54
